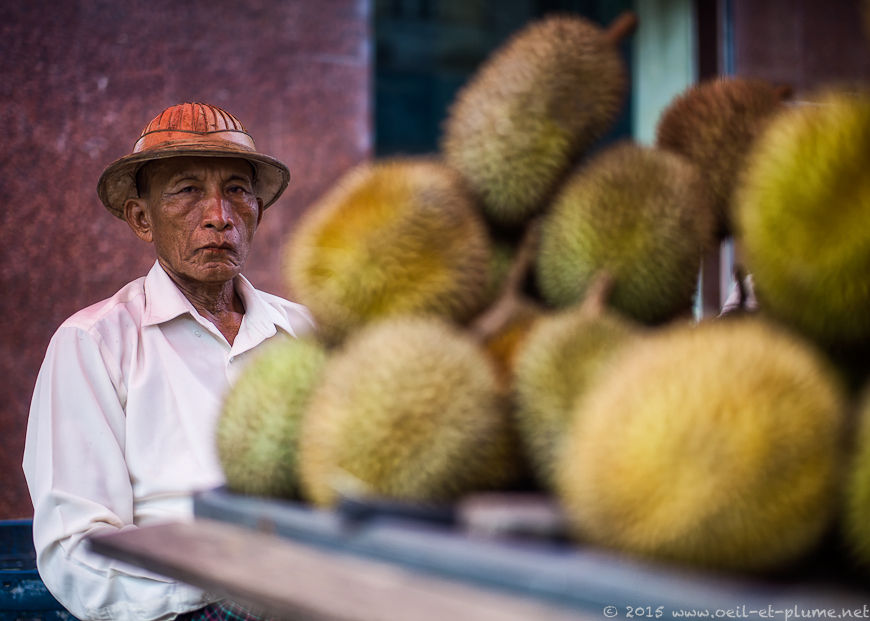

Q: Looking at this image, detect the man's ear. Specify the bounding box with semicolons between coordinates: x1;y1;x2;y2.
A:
124;198;153;243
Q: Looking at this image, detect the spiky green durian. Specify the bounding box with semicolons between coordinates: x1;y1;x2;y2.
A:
556;318;847;572
655;76;788;237
284;158;492;343
844;385;870;568
513;304;637;489
298;316;521;507
736;89;870;347
535;142;715;325
441;13;633;227
217;337;328;498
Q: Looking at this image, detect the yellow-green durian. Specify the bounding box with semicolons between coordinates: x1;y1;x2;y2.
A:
535;142;715;325
284;158;492;343
441;13;632;227
298;316;521;508
217;337;328;498
513;304;637;489
656;76;789;237
845;386;870;568
736;89;870;347
556;318;847;572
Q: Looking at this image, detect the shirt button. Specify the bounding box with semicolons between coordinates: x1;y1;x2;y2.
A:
194;329;202;337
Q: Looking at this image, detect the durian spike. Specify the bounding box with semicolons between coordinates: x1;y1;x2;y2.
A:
603;11;638;45
470;221;542;343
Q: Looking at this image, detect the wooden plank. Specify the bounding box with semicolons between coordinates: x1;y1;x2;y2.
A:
89;519;590;621
192;489;870;613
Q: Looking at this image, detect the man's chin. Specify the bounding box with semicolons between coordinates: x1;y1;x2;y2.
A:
188;261;243;284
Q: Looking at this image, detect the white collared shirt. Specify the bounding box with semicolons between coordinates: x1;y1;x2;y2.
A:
22;261;315;620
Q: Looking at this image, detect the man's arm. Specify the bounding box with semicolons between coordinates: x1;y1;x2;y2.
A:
22;325;215;620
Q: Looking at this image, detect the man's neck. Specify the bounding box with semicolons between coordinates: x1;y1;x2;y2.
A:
164;269;245;345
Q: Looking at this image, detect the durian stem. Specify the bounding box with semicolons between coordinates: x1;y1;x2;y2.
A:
579;271;615;318
603;11;639;45
774;84;794;101
470;221;542;343
733;265;748;310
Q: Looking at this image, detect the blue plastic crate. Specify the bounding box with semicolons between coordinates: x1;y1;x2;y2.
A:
0;520;75;620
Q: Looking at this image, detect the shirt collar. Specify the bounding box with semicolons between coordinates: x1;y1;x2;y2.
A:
141;261;295;342
233;272;294;341
142;261;199;327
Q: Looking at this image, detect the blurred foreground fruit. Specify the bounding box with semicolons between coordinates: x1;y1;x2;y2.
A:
284;158;492;342
536;142;714;324
736;89;870;347
513;276;638;489
656;76;789;237
218;338;328;498
442;12;635;227
845;386;870;569
556;318;846;572
299;316;522;507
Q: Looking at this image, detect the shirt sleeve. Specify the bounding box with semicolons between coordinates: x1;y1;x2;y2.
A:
22;325;216;621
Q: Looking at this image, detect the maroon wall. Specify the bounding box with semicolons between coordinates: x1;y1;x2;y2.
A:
731;0;870;94
0;0;371;519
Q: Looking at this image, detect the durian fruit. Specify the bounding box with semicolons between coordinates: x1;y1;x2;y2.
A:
217;337;328;498
441;12;636;227
556;318;847;572
284;158;493;343
844;386;870;569
513;277;638;489
736;89;870;348
535;142;715;325
298;316;521;508
655;76;789;237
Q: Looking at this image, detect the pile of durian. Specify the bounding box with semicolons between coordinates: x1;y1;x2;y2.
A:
217;11;870;578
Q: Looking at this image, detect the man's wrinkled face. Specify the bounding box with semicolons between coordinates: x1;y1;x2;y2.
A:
134;156;263;286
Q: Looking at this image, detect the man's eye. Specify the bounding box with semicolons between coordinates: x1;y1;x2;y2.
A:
178;186;197;193
228;185;249;194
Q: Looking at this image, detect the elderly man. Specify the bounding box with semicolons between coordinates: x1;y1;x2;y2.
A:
23;103;314;620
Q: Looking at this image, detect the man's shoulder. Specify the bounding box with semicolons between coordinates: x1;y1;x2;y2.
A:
60;275;149;335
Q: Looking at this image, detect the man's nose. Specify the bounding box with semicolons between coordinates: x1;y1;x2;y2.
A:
202;192;233;230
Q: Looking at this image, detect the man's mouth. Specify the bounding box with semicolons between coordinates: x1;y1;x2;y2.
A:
200;243;235;252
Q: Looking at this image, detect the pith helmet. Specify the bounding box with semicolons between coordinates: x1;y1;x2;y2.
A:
97;102;290;218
